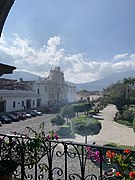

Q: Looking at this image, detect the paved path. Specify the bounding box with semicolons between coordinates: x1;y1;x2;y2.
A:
63;104;135;146
0;114;57;135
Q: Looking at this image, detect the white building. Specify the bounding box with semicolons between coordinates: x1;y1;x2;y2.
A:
0;67;77;113
66;81;77;103
0;90;40;113
76;91;101;102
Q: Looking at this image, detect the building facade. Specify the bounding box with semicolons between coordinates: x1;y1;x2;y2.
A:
76;91;101;102
0;67;76;114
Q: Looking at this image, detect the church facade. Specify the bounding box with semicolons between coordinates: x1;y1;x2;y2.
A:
0;67;76;114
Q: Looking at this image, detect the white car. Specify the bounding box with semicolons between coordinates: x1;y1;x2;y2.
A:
22;112;32;118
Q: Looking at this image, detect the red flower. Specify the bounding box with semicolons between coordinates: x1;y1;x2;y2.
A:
106;150;115;159
129;172;135;179
116;172;122;177
124;148;131;154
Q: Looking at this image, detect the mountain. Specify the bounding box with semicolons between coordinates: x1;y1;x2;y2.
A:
1;70;135;91
76;70;135;91
1;70;41;81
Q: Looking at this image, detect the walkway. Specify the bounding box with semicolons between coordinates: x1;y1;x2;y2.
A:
63;104;135;146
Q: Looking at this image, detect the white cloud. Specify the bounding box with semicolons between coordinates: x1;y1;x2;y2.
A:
113;53;129;61
0;34;135;83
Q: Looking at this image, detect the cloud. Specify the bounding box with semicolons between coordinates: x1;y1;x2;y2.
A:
113;53;129;61
0;34;135;83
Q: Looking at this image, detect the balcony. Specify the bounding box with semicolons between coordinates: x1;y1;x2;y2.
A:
0;133;135;180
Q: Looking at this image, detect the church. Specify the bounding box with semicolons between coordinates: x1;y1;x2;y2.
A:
0;66;76;114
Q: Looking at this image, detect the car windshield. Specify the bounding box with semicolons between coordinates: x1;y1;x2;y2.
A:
2;116;9;120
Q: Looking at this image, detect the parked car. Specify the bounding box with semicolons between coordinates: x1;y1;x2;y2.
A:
0;115;12;124
13;112;26;120
6;114;20;122
33;110;42;116
0;121;2;126
27;111;37;117
22;112;32;118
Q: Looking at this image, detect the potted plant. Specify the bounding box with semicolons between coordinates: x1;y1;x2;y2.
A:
0;122;58;179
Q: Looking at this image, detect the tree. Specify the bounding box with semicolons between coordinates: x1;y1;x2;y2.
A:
73;103;85;117
60;105;75;123
72;115;101;144
100;77;135;111
84;103;92;115
123;77;135;103
51;114;65;130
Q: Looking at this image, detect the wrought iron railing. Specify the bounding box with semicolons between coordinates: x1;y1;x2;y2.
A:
0;133;135;180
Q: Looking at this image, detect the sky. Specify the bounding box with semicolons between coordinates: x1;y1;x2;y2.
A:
0;0;135;83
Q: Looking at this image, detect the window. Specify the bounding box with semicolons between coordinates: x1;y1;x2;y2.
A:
37;88;40;94
0;101;5;112
13;101;16;108
33;100;35;106
22;101;24;107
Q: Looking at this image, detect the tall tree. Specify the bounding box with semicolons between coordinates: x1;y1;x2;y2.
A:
60;105;75;123
72;115;101;144
51;114;65;130
101;77;135;111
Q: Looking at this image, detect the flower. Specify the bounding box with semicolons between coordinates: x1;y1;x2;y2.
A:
86;148;104;163
106;150;115;159
116;171;122;177
124;149;131;154
129;172;135;179
105;149;135;179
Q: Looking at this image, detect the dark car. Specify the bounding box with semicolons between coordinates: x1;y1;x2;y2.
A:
0;115;12;124
13;112;26;120
6;114;20;122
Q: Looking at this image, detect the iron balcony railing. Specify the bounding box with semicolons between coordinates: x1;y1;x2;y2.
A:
0;133;135;180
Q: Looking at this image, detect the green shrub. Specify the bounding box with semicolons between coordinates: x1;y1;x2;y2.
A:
122;109;134;122
117;120;133;127
57;125;73;138
89;109;97;115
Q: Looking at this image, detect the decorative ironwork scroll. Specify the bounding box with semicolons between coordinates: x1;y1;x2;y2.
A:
0;134;135;180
